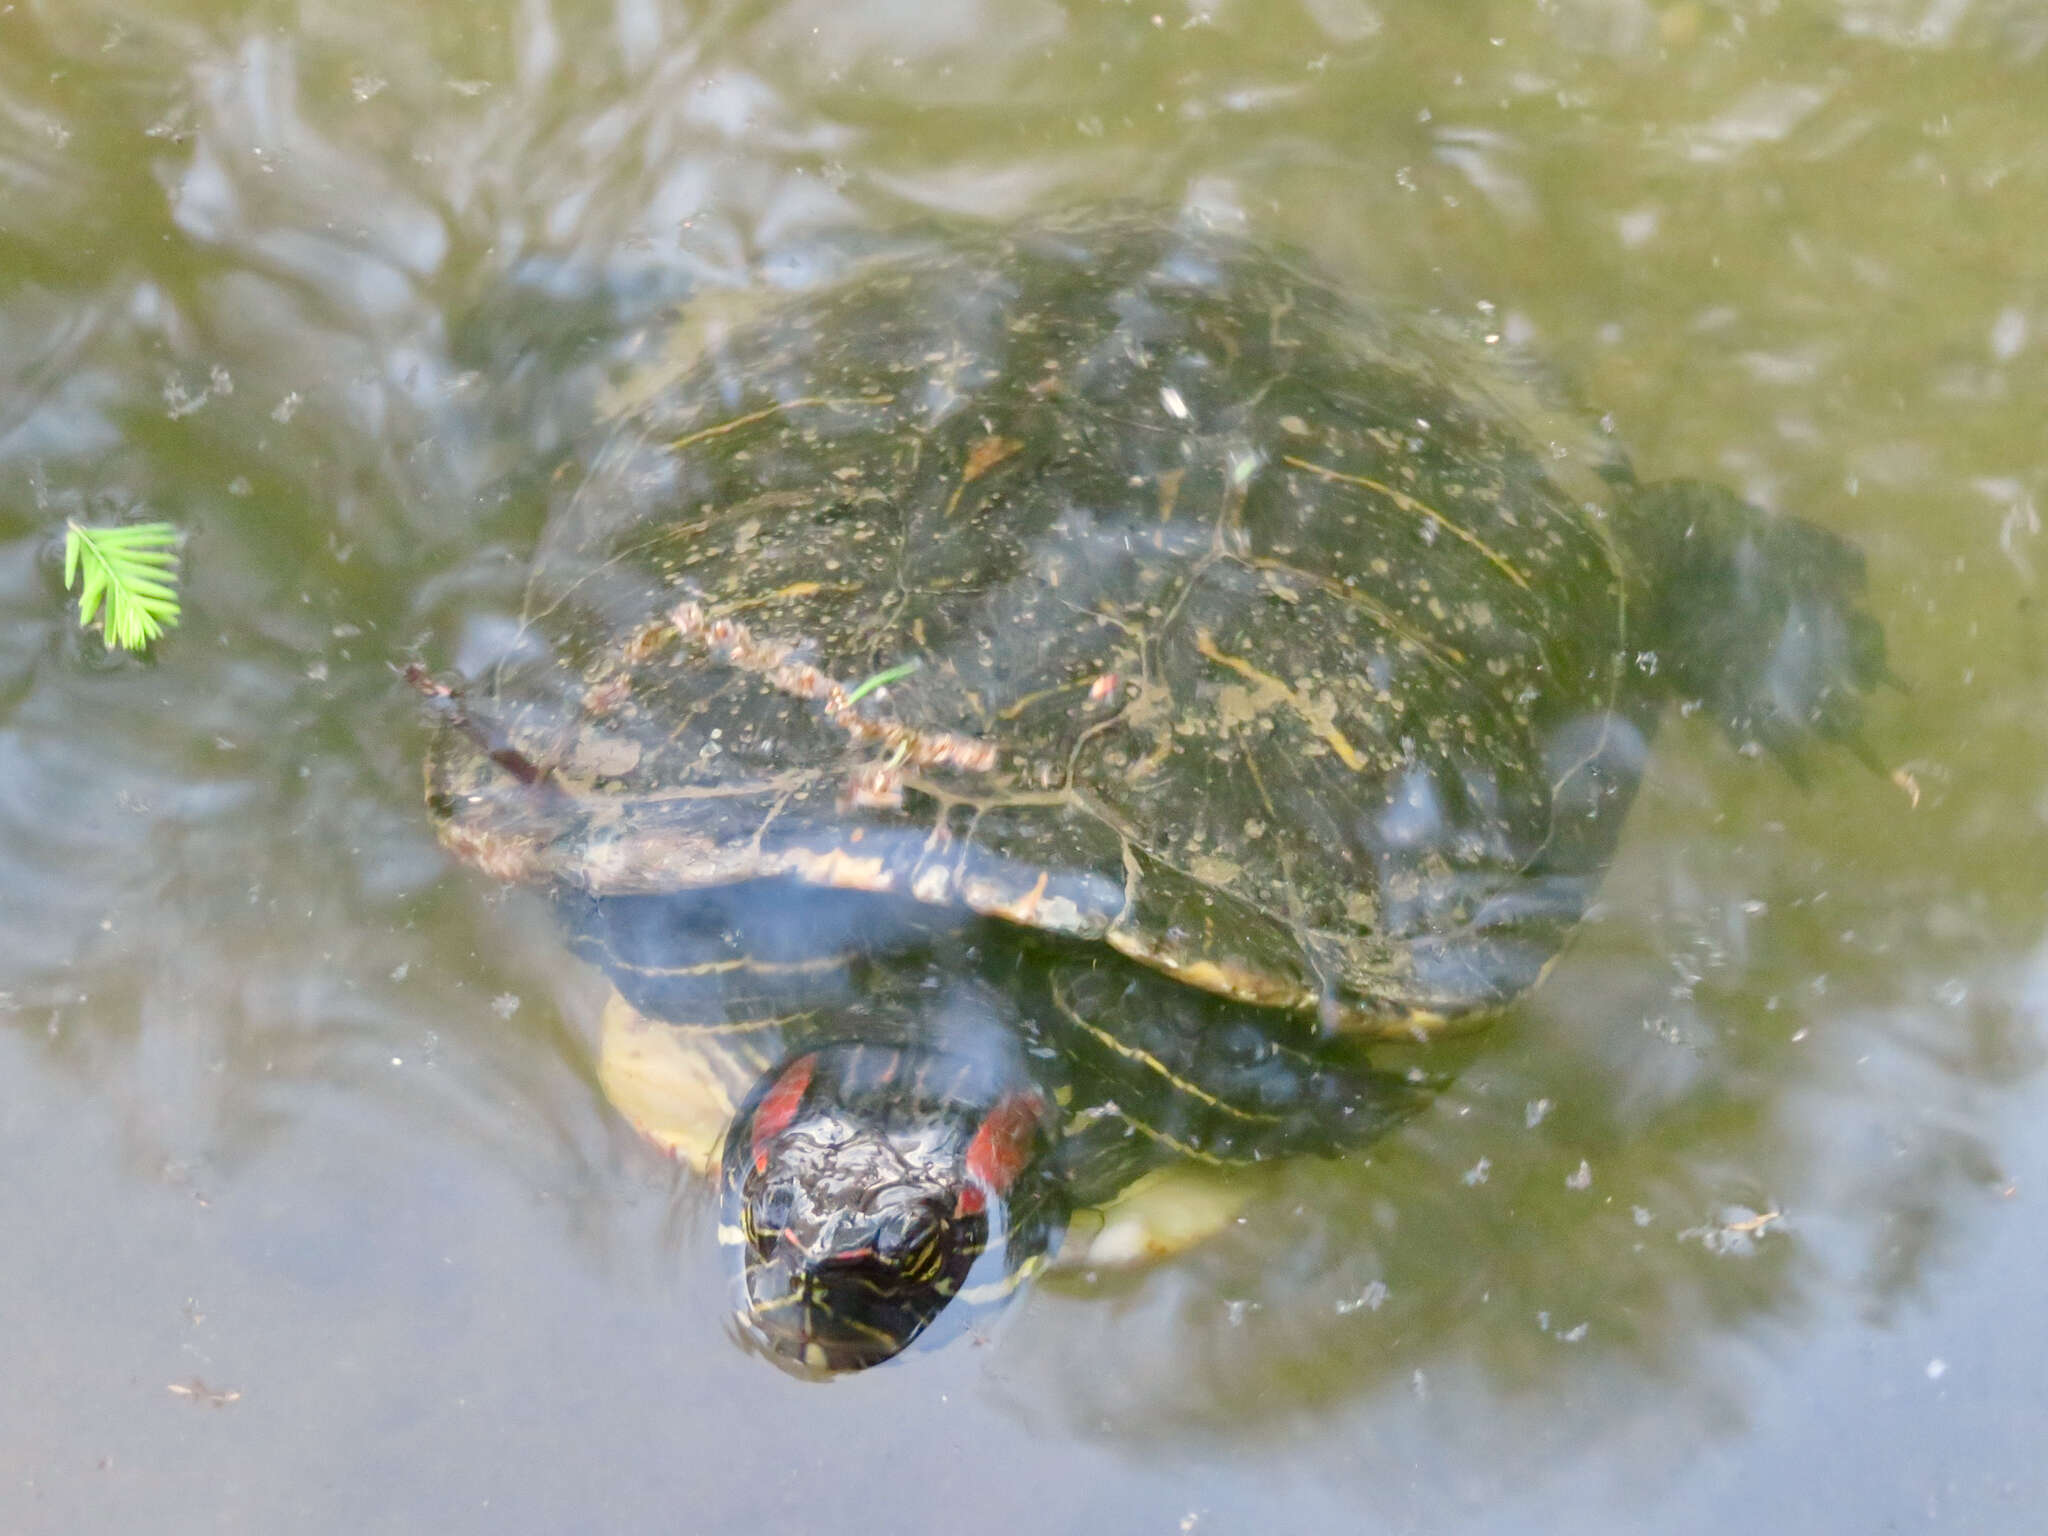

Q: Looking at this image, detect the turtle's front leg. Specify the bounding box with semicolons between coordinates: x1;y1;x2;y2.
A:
1051;1163;1254;1270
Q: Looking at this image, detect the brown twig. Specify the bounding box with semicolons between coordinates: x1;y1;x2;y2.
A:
398;663;553;788
669;603;997;774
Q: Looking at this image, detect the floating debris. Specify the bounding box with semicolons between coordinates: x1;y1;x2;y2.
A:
166;1379;240;1407
1679;1205;1784;1255
1335;1280;1389;1315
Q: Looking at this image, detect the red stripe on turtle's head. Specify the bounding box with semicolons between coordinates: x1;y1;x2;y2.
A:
955;1089;1047;1217
748;1053;817;1172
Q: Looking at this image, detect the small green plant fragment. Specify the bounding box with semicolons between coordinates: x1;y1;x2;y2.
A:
63;520;184;654
844;659;920;706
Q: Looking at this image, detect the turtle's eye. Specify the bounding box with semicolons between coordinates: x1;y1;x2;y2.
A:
752;1179;798;1245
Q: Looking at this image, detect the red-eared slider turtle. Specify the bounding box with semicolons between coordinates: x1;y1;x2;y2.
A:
422;214;1886;1374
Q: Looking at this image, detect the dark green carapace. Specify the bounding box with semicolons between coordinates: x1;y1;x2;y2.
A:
426;214;1885;1372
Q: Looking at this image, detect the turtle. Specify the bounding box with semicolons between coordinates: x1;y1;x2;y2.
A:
422;212;1887;1375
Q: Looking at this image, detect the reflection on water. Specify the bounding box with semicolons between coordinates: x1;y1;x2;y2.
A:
1;0;2044;1530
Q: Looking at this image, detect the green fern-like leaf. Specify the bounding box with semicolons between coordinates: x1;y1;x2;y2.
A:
63;520;184;654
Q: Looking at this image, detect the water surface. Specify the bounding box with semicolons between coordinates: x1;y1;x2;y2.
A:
3;1;2045;1531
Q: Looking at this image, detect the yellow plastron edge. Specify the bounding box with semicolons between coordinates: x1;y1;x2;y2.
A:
596;990;752;1174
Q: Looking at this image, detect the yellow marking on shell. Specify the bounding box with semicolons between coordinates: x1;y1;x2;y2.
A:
1243;556;1466;668
1050;977;1280;1123
669;394;891;455
1193;631;1367;772
996;679;1090;721
722;580;861;614
1110;1108;1230;1165
1282;455;1532;591
1103;924;1313;1009
1325;997;1458;1040
600;951;849;983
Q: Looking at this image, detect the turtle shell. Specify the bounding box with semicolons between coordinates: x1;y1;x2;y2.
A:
430;215;1663;1033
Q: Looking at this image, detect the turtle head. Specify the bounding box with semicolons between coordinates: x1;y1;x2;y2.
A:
719;1043;1057;1374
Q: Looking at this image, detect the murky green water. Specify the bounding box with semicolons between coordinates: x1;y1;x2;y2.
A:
3;1;2045;1530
